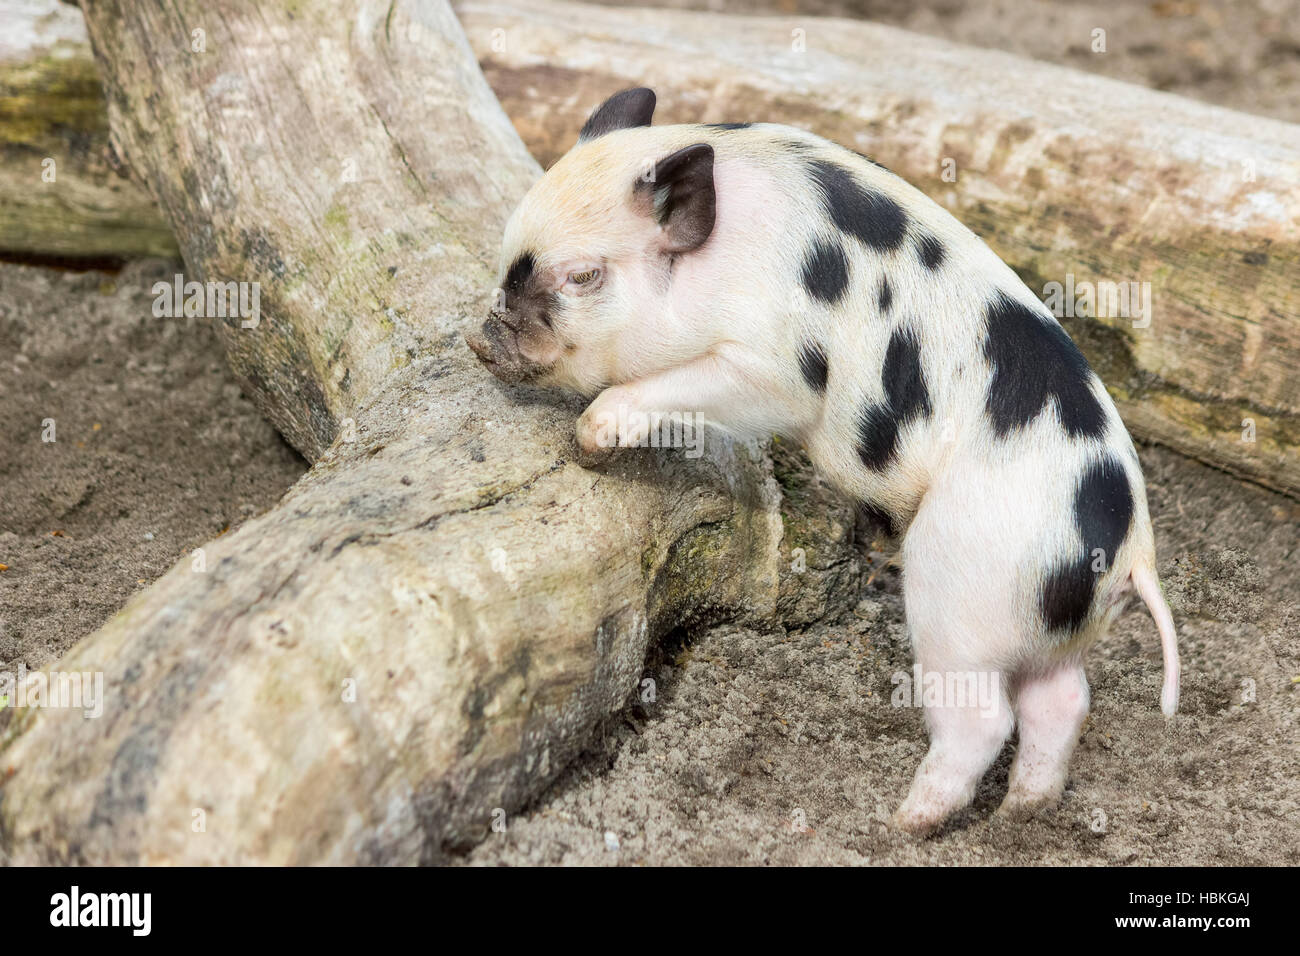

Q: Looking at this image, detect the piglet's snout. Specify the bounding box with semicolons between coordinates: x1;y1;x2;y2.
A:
465;313;548;384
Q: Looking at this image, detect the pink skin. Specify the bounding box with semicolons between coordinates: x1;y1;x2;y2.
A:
1000;666;1091;817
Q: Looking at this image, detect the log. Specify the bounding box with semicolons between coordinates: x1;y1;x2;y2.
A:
454;0;1300;498
0;0;176;259
0;0;856;864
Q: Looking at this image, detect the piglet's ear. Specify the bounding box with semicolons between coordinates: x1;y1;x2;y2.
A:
579;88;656;142
636;143;716;253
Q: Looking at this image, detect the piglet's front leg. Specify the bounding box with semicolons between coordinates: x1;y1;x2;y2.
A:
574;348;766;467
575;384;650;467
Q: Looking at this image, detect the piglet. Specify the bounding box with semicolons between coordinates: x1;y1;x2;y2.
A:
466;88;1180;835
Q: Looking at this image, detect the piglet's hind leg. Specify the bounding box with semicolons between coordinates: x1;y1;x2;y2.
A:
892;682;1014;835
997;665;1090;818
892;481;1020;835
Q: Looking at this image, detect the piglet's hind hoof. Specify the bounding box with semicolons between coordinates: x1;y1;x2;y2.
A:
890;806;945;838
994;791;1062;822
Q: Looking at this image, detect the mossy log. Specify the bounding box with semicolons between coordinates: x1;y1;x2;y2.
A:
0;0;176;259
0;0;858;864
454;0;1300;498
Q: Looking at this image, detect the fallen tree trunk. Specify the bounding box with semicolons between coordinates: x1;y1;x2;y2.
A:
0;0;175;260
453;0;1300;499
0;0;856;864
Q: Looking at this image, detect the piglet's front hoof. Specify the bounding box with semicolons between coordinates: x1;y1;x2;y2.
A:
574;441;616;470
574;409;622;469
573;426;616;470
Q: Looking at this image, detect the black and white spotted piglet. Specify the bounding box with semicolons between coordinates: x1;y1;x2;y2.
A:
466;88;1180;834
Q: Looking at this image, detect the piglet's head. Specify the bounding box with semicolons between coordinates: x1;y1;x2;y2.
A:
466;88;716;394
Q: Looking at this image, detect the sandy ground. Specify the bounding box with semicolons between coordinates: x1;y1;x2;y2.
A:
0;260;305;669
0;1;1296;865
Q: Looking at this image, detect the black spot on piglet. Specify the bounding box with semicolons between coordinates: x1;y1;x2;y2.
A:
705;122;752;130
1041;455;1134;633
503;252;536;294
801;237;849;304
1075;456;1135;561
857;327;932;470
878;277;893;314
798;341;829;393
808;160;908;252
915;233;945;270
982;291;1106;440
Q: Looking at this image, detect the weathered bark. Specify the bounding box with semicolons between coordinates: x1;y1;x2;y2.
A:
0;0;857;864
0;0;175;259
454;0;1300;498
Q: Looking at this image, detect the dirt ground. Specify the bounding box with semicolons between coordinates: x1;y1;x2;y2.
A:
0;260;305;669
1;1;1296;865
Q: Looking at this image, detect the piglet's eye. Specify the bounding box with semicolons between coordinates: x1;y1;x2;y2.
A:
569;269;599;285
